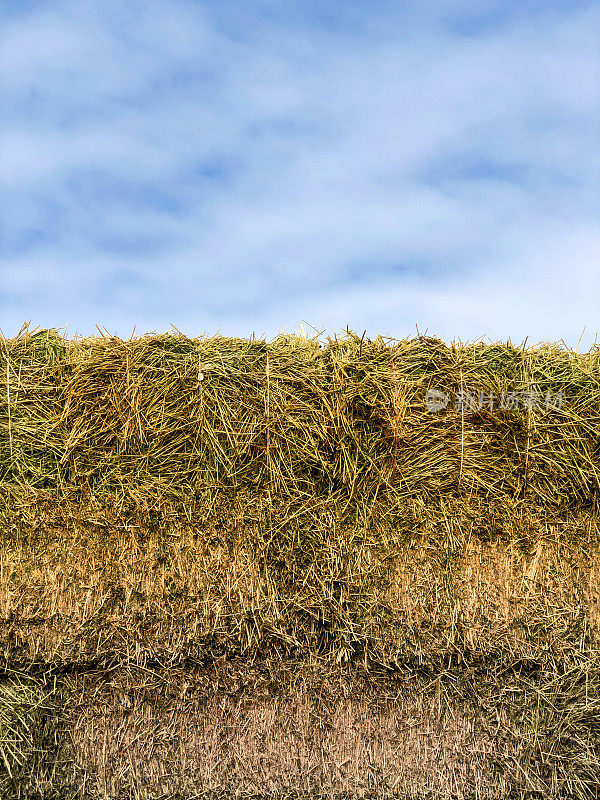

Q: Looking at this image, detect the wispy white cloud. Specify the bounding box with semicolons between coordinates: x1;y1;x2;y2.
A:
1;0;598;344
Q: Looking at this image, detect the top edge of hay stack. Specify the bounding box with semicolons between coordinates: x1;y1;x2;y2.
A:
1;326;599;511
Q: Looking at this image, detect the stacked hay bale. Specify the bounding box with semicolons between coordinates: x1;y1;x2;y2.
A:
0;328;599;799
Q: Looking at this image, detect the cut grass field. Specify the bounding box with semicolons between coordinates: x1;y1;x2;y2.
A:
0;328;598;798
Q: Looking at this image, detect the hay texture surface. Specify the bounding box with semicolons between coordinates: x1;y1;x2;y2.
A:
0;329;599;800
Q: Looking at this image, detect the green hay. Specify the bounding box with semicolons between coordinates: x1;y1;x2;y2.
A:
0;327;598;507
0;671;76;799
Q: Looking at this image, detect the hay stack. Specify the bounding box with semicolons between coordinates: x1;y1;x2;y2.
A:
0;328;598;799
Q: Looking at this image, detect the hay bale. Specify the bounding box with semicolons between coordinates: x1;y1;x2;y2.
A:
0;327;599;799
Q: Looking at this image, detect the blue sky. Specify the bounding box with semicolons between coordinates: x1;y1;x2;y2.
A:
1;0;599;344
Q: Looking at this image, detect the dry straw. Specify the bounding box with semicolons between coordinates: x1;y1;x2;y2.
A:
0;326;599;798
